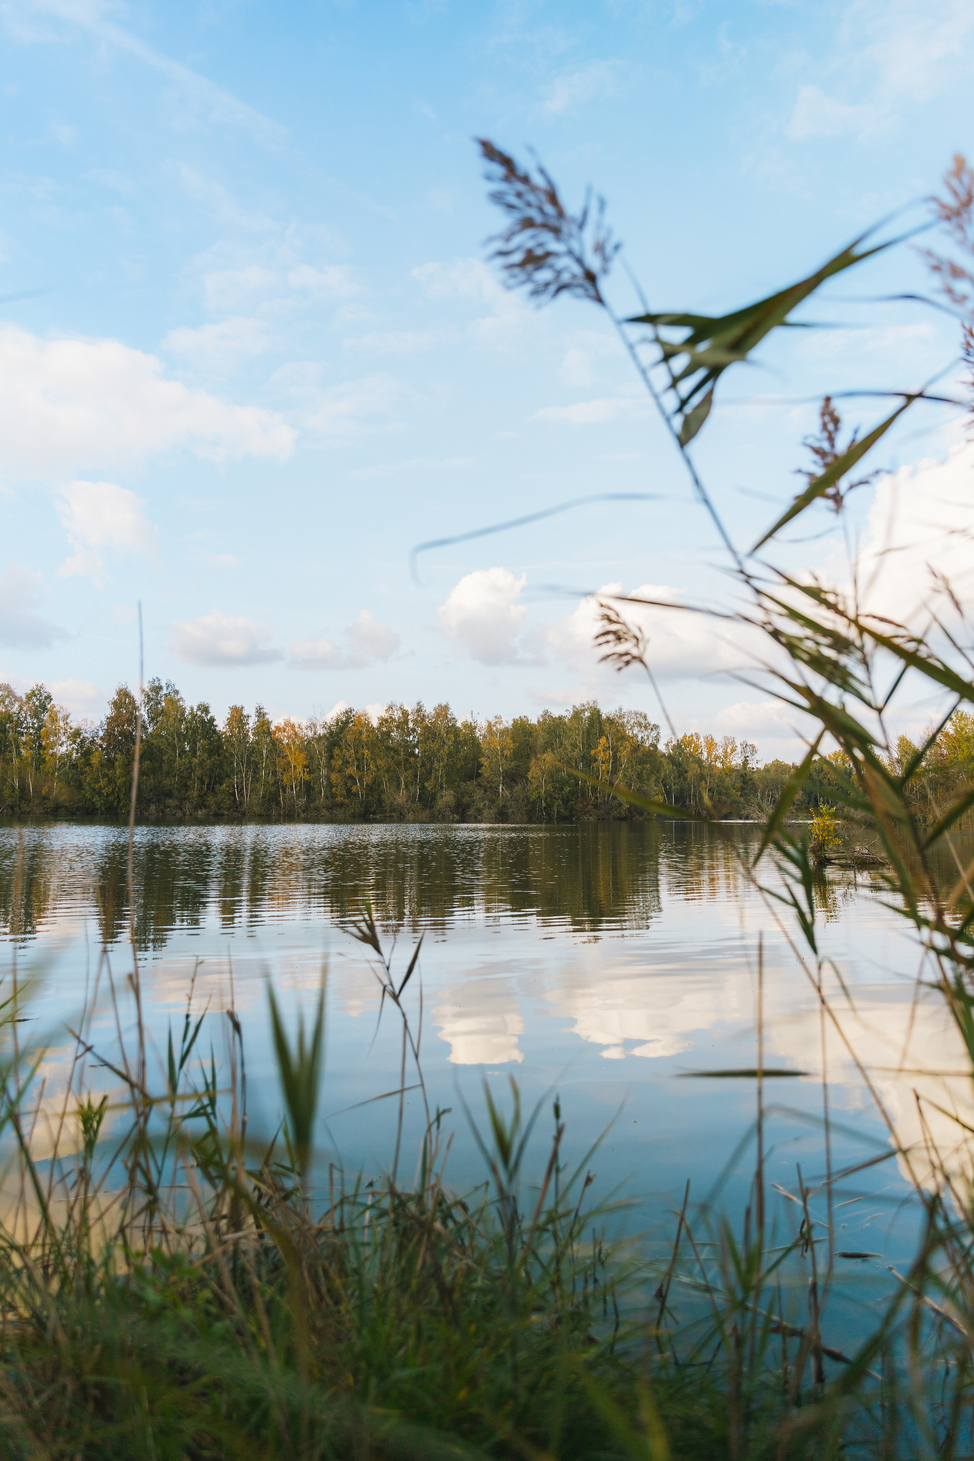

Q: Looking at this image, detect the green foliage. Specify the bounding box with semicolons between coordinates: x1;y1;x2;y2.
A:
0;689;808;825
4;673;969;830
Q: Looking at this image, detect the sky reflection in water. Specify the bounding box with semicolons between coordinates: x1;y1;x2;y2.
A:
1;822;969;1250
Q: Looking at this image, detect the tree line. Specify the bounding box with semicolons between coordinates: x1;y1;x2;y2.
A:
0;677;970;823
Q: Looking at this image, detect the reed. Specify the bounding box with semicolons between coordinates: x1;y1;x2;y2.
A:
468;140;974;1456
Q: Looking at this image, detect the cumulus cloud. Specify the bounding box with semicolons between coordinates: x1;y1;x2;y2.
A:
290;610;400;670
0;324;294;481
0;562;66;648
49;678;102;717
711;700;818;752
438;568;528;665
320;699;386;724
170;611;283;667
851;441;974;623
56;480;159;582
544;584;745;685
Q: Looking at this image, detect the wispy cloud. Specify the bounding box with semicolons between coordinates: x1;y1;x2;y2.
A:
533;393;649;426
300;373;419;441
2;0;286;146
785;0;974;141
162;317;274;373
539;59;623;116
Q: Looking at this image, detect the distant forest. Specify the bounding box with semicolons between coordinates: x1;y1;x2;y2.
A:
1;678;971;824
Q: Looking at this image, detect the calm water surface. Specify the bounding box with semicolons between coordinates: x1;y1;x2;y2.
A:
1;821;968;1251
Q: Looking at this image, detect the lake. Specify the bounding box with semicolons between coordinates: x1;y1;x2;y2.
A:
1;819;968;1252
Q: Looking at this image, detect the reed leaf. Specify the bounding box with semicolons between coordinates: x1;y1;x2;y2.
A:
266;975;326;1179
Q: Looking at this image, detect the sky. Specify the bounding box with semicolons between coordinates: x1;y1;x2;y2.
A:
0;0;971;757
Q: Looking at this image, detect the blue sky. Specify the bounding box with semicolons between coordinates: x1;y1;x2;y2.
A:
0;0;971;755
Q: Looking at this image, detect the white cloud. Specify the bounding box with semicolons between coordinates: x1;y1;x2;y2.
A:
294;635;343;665
1;0;286;147
346;611;399;664
286;264;358;298
412;258;525;346
540;60;622;116
302;373;417;440
533;393;649;426
560;347;596;389
0;324;294;481
198;257;357;315
786;85;873;142
0;562;65;648
344;329;443;356
170;611;283;667
162;316;273;372
177;165;276;234
712;699;814;741
785;0;974;141
320;699;386;724
84;166;135;196
843;441;974;625
56;480;159;582
201;266;278;313
49;677;102;717
438;568;527;666
544;584;745;684
413;258;494;302
290;610;400;670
